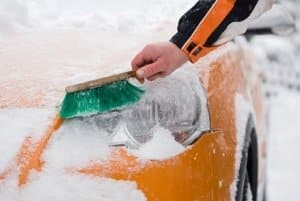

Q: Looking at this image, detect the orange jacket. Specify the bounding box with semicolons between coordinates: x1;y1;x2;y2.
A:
171;0;274;63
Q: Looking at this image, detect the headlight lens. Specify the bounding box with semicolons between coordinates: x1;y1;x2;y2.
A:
125;77;202;145
121;67;210;147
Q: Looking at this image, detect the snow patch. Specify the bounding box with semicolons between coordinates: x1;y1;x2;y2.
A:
0;172;146;201
130;125;185;160
42;118;113;170
0;108;55;172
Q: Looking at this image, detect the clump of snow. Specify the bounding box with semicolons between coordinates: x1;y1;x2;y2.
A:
130;125;185;160
42;118;113;170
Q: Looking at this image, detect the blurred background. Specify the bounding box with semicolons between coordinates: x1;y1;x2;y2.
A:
0;0;299;200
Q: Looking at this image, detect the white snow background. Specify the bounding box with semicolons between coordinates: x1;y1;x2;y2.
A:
1;0;300;201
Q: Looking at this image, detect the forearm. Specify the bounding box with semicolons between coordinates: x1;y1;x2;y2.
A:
171;0;274;63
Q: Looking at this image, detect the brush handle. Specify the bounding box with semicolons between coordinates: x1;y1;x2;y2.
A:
65;70;137;93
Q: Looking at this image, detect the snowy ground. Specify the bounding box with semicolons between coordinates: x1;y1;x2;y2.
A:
252;2;300;199
266;90;300;201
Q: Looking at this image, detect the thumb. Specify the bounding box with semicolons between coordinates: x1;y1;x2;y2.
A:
136;60;163;79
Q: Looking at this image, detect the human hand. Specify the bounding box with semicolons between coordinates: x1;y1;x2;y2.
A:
131;42;188;82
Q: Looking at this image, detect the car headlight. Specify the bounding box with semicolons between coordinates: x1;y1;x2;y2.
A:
111;67;210;148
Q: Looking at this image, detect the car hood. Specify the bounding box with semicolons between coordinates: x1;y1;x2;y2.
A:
0;28;172;108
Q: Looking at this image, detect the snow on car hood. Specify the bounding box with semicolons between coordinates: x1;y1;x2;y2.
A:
0;108;55;173
0;108;147;201
0;173;146;201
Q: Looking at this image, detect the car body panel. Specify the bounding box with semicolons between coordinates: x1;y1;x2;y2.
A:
0;30;267;201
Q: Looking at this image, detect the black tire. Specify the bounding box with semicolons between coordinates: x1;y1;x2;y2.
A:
236;118;258;201
242;171;252;201
235;145;253;201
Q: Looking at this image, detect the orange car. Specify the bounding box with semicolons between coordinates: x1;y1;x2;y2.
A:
0;25;270;201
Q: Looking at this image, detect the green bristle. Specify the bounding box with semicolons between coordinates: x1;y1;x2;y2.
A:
60;80;144;119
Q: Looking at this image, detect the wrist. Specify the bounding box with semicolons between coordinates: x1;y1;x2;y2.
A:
168;41;189;65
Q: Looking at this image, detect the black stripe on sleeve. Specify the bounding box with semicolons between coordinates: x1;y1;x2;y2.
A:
170;0;216;49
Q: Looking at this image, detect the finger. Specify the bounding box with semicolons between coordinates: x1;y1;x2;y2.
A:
131;51;146;70
131;44;159;70
159;71;170;77
146;73;163;81
136;60;163;79
131;46;154;70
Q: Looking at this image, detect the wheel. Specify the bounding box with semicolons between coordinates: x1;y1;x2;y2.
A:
243;171;253;201
236;158;253;201
235;122;258;201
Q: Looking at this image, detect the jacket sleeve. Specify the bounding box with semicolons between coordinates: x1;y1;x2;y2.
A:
170;0;274;63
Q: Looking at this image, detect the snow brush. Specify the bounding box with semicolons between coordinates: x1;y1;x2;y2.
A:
59;70;144;119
